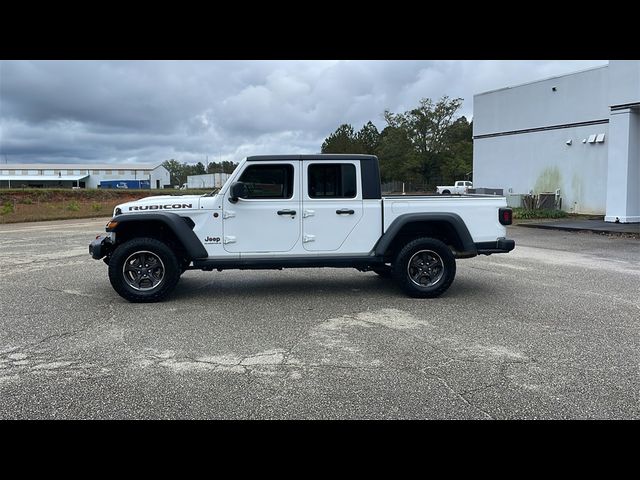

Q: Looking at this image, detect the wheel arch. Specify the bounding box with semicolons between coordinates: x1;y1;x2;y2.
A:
374;213;477;260
108;212;207;260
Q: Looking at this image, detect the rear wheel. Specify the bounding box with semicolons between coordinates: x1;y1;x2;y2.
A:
393;237;456;298
108;237;181;303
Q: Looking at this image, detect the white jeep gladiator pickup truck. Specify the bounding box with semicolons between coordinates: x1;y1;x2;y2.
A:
436;180;473;195
90;154;514;302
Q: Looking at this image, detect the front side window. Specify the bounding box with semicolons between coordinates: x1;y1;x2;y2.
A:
308;163;357;198
238;164;294;199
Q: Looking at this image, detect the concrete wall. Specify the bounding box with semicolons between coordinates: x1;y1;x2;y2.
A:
473;64;614;215
609;60;640;107
605;107;640;222
474;66;609;136
473;124;609;214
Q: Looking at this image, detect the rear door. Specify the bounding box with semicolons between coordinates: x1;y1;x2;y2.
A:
301;160;363;251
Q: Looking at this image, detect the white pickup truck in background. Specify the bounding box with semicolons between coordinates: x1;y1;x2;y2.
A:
437;180;473;195
90;155;514;303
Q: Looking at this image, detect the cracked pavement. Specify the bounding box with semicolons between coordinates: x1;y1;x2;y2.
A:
0;218;639;419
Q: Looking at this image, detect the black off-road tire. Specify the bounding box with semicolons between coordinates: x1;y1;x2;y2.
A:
392;237;456;298
108;237;181;303
372;265;393;278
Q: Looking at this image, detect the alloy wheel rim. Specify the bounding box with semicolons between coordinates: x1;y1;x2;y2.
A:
123;250;165;291
407;249;444;287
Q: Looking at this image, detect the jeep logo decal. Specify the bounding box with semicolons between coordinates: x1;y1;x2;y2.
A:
128;204;192;211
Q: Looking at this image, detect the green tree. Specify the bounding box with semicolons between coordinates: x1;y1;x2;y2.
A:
321;124;362;153
320;96;471;190
356;121;380;155
162;159;184;186
384;96;463;187
194;161;206;175
439;117;473;183
376;126;415;182
207;161;237;174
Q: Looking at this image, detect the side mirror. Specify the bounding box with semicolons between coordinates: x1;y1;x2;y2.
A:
229;182;249;203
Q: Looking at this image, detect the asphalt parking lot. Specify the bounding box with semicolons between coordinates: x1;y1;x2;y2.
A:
0;218;638;419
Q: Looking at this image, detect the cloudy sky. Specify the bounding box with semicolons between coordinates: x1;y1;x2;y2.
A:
0;60;607;166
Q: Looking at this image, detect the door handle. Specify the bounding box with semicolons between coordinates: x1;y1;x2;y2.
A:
277;209;297;216
336;209;355;215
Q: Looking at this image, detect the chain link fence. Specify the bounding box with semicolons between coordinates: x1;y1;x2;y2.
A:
381;181;434;195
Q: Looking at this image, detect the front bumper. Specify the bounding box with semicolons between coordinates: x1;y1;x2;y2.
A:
89;234;113;260
475;237;516;255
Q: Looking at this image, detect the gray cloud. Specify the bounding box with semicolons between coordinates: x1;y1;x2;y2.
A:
0;60;607;165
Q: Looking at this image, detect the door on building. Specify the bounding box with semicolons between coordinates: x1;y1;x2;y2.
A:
302;161;363;251
223;162;300;253
156;180;160;189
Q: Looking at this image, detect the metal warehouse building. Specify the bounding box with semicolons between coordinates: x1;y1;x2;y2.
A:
473;60;639;223
0;163;170;189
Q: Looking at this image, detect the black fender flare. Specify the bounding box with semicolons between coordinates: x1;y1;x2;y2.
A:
373;213;477;257
107;212;208;260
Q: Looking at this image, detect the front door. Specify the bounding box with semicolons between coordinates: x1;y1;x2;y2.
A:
302;160;363;251
223;161;300;253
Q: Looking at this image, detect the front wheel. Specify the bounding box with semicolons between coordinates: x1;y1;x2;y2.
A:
108;237;181;303
393;237;456;298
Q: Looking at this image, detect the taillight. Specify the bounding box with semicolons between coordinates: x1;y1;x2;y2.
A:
499;208;512;225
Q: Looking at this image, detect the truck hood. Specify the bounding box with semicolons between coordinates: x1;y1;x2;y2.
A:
115;194;205;215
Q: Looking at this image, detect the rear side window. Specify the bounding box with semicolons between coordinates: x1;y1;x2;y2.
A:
308;163;357;198
238;164;294;199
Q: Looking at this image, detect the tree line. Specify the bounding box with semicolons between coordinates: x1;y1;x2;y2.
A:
162;159;237;186
321;96;472;190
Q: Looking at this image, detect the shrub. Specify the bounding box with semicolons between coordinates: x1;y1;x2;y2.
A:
92;203;103;212
1;201;14;215
513;208;568;219
67;201;80;211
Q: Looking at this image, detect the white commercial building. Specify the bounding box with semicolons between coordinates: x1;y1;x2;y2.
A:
187;173;231;189
473;60;639;223
0;163;170;189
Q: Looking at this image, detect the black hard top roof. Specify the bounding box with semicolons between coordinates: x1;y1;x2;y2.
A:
246;154;378;161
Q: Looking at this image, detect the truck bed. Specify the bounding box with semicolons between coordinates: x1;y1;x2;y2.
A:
382;195;508;243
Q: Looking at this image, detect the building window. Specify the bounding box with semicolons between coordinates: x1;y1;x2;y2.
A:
105;170;112;175
308;163;357;198
92;170;99;174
